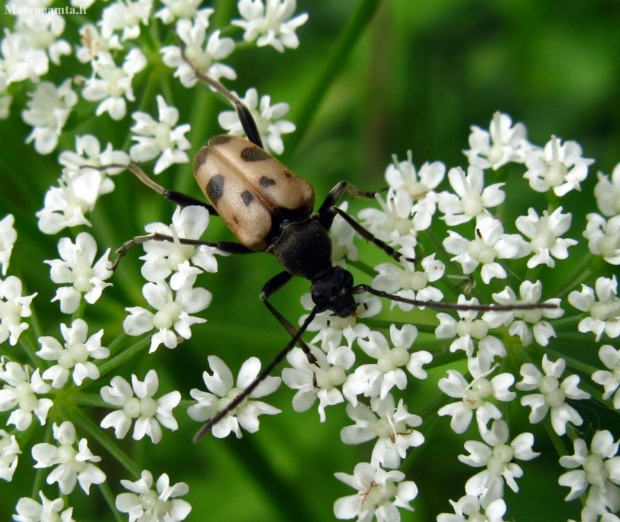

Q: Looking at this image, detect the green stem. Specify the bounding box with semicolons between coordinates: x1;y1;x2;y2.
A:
97;336;151;378
70;406;142;478
283;0;384;159
99;481;125;522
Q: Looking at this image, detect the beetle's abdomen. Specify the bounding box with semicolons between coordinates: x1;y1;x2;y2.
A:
193;135;315;251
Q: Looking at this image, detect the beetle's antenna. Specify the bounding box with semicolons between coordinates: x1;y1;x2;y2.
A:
355;284;559;312
173;30;264;149
193;307;319;442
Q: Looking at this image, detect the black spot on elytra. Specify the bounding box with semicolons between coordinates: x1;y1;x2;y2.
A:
194;149;208;168
206;175;224;204
241;190;254;206
259;176;276;188
283;170;293;178
209;135;233;146
241;146;270;162
232;215;240;224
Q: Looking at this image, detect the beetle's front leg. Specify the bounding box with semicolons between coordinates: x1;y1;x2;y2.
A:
261;271;317;363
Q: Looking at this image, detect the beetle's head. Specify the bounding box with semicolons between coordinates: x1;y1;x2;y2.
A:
310;267;357;318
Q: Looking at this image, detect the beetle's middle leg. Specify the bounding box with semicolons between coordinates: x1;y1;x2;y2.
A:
112;233;254;271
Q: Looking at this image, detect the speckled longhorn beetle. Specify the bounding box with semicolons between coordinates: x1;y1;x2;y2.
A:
110;40;557;441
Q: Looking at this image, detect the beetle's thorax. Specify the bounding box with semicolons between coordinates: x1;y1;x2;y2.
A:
269;217;333;280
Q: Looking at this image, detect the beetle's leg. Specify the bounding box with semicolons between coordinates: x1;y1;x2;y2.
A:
355;284;559;312
175;32;264;149
319;204;416;265
89;163;218;214
194;307;319;442
113;233;253;270
260;271;317;362
318;181;384;217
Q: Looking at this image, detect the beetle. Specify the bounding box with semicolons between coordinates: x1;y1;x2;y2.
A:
108;40;558;441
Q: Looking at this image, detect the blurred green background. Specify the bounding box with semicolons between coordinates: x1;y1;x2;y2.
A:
1;0;620;520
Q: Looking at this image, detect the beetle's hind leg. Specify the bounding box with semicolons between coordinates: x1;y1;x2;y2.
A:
174;32;264;149
88;163;218;214
317;181;416;265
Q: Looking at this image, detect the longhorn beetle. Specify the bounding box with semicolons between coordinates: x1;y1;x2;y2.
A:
105;38;558;442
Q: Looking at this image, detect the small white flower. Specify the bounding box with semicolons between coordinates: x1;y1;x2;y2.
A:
100;370;181;443
584;213;620;265
13;491;75;522
14;10;71;65
116;470;191;522
0;275;37;346
443;214;530;284
459;420;539;508
300;292;374;351
437;495;507;522
233;0;309;53
437;166;505;226
129;96;191;174
140;205;220;285
330;201;359;263
188;355;281;438
282;343;353;421
334;462;417;522
76;23;123;63
31;421;106;495
45;232;113;314
343;325;426;404
568;276;620;341
218;87;295;154
516;206;578;268
21;79;77;155
559;430;620;515
99;0;153;41
482;280;564;346
36;171;103;234
0;429;21;481
594;164;620;217
0;214;17;276
386;151;445;200
59;134;129;193
123;280;211;352
82;49;147;120
37;318;109;388
516;354;591;436
0;362;52;431
437;358;515;434
524;135;594;196
435;295;506;368
371;254;444;312
155;0;209;24
464;112;532;169
593;345;620;409
340;394;424;469
1;30;49;85
437;358;516;433
161;16;236;88
357;189;418;255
